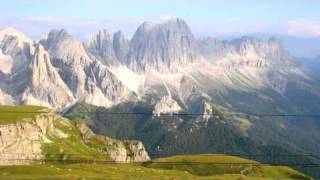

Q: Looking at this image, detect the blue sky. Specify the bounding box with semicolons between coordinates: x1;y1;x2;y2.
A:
0;0;320;40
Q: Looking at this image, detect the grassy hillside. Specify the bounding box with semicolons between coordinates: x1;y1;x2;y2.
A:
0;105;46;124
64;102;320;178
41;119;111;161
0;105;312;179
0;105;112;161
0;105;148;163
0;154;311;180
143;154;310;179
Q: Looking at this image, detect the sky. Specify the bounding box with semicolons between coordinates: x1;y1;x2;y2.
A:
0;0;320;56
0;0;319;38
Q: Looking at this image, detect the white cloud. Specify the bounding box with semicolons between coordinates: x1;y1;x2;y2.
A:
159;15;178;21
0;16;141;40
1;15;320;40
284;19;320;37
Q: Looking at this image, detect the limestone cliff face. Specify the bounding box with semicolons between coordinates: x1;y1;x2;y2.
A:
41;29;132;107
0;113;68;165
0;28;134;109
198;36;293;68
0;110;150;165
128;18;199;72
87;29;116;64
87;30;129;65
22;44;75;109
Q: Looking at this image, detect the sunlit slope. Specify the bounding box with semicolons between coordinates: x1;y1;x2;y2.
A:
0;105;149;164
0;105;46;124
143;154;311;179
0;155;311;180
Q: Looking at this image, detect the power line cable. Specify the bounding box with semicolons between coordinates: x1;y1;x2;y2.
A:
0;110;320;118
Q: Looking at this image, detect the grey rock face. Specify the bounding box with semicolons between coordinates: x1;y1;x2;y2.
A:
0;28;133;109
128;18;199;72
41;29;132;107
0;29;76;109
23;44;75;109
113;31;129;63
198;36;293;68
0;111;150;165
195;101;213;127
198;37;228;60
87;30;129;65
103;138;150;162
87;29;116;64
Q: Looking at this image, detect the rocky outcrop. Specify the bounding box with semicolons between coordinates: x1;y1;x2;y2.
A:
0;112;68;165
76;122;150;162
0;109;150;165
153;96;181;116
195;101;213;127
103;138;150;162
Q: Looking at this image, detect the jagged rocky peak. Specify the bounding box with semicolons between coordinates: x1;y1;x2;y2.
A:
0;27;34;79
41;29;91;65
22;43;75;109
88;29;111;49
87;29;130;64
35;28;132;108
0;27;32;44
229;36;291;61
198;36;293;68
41;29;71;49
87;29;116;63
0;27;33;59
113;30;129;62
128;18;199;72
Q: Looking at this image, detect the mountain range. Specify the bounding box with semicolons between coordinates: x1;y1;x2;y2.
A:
1;18;318;111
1;18;320;178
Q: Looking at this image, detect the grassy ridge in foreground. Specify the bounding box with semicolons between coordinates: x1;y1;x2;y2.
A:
0;105;46;124
143;154;311;179
0;155;311;180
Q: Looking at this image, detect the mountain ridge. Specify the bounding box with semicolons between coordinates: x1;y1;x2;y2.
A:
1;18;320;178
0;19;317;114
